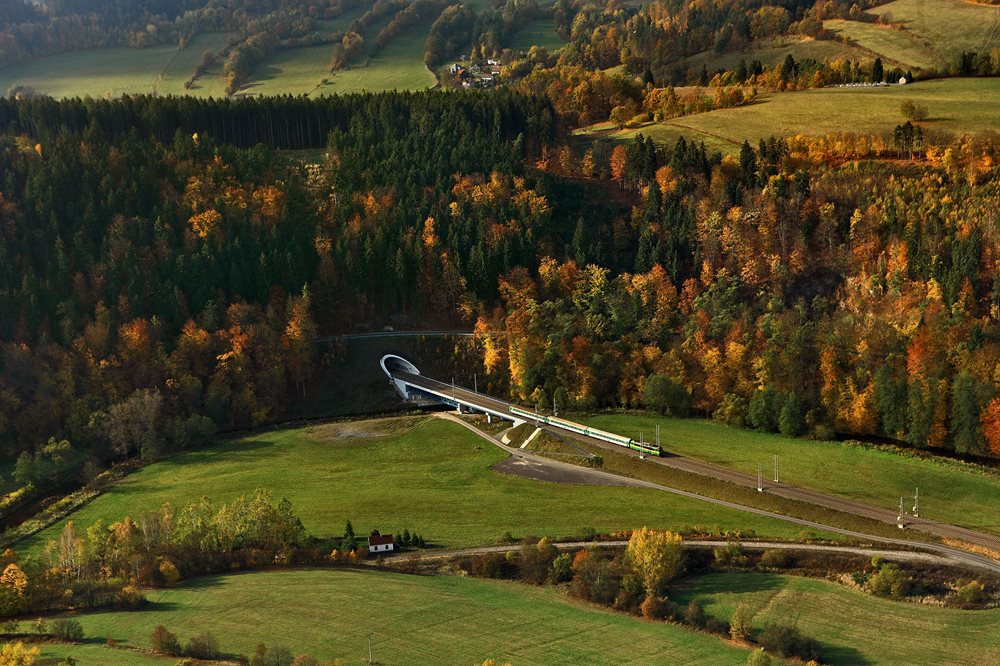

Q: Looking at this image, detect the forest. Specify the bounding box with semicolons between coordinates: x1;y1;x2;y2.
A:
0;88;999;491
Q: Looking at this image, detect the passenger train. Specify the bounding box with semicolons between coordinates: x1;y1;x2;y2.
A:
508;406;662;456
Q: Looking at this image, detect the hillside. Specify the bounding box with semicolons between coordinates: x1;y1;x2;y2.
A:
586;77;1000;154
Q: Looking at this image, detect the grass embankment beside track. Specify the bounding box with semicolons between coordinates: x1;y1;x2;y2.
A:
32;569;753;665
580;414;1000;538
15;416;819;556
674;572;1000;665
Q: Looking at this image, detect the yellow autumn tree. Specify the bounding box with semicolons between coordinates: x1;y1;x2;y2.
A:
188;209;222;239
0;642;39;666
624;527;683;596
0;564;27;597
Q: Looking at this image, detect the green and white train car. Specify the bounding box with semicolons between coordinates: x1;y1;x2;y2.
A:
509;406;662;456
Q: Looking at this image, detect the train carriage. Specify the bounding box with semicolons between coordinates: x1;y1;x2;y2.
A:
509;406;662;456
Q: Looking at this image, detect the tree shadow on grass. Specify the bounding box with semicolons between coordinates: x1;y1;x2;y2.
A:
152;438;279;468
821;643;874;666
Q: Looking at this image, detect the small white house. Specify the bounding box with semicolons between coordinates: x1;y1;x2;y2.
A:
367;532;395;554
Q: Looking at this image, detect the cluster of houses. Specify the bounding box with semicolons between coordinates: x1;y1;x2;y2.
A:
448;56;503;89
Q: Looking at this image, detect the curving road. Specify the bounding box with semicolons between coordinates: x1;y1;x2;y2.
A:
376;538;969;570
440;413;1000;574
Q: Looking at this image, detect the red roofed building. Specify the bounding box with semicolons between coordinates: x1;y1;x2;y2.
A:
368;531;395;554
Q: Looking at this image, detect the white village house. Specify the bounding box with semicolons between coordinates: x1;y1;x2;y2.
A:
367;531;395;554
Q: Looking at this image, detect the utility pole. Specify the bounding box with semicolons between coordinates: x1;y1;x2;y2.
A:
473;373;477;394
553;395;557;417
912;486;919;518
367;633;374;665
773;455;778;483
452;376;458;413
655;424;660;449
897;496;905;529
639;432;645;460
757;464;763;492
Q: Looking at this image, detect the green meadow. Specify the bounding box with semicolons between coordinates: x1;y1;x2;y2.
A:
39;569;752;665
674;572;1000;665
509;18;567;54
16;416;814;556
581;413;1000;537
605;78;1000;154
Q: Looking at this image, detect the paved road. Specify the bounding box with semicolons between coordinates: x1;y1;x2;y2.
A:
377;538;966;569
440;413;1000;574
400;374;1000;559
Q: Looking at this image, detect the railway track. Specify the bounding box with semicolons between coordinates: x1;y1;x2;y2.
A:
391;367;1000;569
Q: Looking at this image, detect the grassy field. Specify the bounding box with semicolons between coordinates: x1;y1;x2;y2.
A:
156;32;234;96
0;46;178;98
36;644;169;665
0;2;434;100
580;414;1000;538
320;22;437;94
868;0;1000;63
673;572;1000;665
235;3;438;97
823;19;941;71
684;37;876;75
607;78;1000;153
509;18;567;54
40;569;751;665
15;416;817;556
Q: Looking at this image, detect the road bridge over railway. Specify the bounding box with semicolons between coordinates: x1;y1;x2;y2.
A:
381;354;525;425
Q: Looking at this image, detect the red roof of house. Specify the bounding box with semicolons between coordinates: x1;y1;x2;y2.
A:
368;534;395;546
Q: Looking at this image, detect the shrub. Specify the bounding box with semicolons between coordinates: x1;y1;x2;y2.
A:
758;549;792;569
759;623;822;662
185;631;220;659
683;599;706;627
52;618;84;641
159;559;182;586
471;552;512;579
705;617;729;635
866;562;911;599
292;656;320;666
151;625;182;656
640;594;671;620
730;602;753;641
714;393;748;427
713;542;747;567
746;647;771;666
613;588;641;614
948;580;987;608
549;553;573;583
268;645;294;666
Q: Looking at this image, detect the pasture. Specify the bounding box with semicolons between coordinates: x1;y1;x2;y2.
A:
509;18;567;54
868;0;1000;63
580;414;1000;538
38;569;752;665
673;572;1000;665
684;36;874;76
16;416;815;556
609;78;1000;153
823;19;940;71
0;46;178;98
